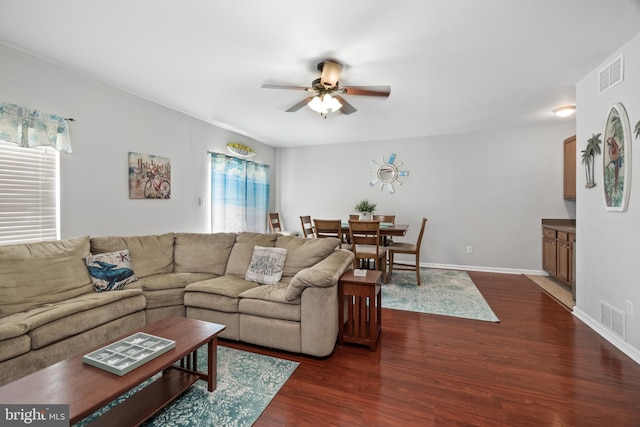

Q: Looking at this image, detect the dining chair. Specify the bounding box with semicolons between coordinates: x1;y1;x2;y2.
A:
387;217;428;285
372;214;396;245
349;214;359;220
313;219;350;250
268;213;299;236
348;220;387;282
300;215;315;238
372;214;395;223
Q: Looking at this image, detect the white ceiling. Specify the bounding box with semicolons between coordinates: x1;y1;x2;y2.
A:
1;1;639;147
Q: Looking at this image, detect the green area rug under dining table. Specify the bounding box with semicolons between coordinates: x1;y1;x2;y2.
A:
74;346;298;427
382;268;500;322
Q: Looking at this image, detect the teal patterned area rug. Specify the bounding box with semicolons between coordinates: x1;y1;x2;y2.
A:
74;346;298;427
383;269;500;322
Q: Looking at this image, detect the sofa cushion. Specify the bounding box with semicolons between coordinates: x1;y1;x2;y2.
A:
225;233;277;277
90;233;174;278
245;246;287;285
85;250;138;292
13;289;146;349
142;289;186;309
0;236;93;317
239;284;301;321
276;235;342;279
0;321;29;341
5;289;144;332
174;232;237;274
185;276;258;312
134;272;216;291
0;334;30;363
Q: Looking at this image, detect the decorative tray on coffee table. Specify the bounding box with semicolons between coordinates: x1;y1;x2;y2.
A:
83;332;176;376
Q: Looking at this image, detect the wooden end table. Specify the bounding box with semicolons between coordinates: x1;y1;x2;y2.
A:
0;317;225;426
338;269;382;350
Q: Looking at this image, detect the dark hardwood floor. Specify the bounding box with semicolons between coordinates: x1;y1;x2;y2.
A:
221;271;640;426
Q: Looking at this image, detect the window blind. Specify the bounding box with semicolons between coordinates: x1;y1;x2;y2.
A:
0;140;59;245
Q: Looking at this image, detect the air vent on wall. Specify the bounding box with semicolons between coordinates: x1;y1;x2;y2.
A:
600;301;626;340
599;54;624;94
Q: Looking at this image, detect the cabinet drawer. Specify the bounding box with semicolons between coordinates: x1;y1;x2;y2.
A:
543;228;557;238
557;231;568;241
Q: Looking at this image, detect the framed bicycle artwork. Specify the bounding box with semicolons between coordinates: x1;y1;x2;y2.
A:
602;103;632;212
128;152;172;199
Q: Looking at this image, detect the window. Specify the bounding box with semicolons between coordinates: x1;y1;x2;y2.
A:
210;152;270;233
0;140;59;245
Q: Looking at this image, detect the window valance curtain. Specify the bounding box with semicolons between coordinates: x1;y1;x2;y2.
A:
0;102;72;153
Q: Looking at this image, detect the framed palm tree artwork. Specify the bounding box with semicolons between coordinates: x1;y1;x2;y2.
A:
602;103;631;212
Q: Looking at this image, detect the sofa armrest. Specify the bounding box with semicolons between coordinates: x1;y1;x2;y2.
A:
285;249;354;301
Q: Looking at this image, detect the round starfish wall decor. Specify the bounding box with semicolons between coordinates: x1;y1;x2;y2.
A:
368;153;409;194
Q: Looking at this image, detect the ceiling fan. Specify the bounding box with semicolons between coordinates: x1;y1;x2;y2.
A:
261;60;391;117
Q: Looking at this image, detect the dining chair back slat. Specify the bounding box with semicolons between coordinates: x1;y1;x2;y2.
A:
313;219;342;239
268;213;299;236
348;220;387;282
300;215;315;237
313;219;349;250
372;215;395;223
372;214;396;245
268;213;283;234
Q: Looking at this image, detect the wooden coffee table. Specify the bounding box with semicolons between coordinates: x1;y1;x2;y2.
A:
0;316;225;426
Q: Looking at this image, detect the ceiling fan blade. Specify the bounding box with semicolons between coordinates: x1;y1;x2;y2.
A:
261;84;309;91
334;95;357;115
286;97;314;112
342;86;391;97
319;60;343;88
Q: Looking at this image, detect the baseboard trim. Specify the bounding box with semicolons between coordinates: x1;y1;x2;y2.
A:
573;307;640;366
412;262;546;276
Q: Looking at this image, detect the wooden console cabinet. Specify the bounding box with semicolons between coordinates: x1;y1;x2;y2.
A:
542;226;575;289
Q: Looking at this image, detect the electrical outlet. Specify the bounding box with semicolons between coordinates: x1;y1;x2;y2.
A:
626;300;634;316
466;246;473;254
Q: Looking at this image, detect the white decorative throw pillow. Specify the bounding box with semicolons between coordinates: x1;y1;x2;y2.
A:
245;246;288;285
85;250;138;292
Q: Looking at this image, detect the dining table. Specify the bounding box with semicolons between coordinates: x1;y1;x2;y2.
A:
341;221;409;245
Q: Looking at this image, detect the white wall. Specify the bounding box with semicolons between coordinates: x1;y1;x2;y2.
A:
277;123;576;273
0;44;276;238
574;32;640;363
0;43;577;272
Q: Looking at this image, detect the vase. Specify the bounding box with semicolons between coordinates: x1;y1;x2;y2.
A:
359;212;372;220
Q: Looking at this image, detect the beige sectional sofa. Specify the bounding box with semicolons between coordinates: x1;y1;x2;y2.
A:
0;232;354;386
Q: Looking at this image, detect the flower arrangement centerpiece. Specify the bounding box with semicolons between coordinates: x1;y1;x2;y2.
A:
354;199;377;220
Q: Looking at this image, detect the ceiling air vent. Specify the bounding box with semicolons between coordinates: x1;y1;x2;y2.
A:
599;54;624;94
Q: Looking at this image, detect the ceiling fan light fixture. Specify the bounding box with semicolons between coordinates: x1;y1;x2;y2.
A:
319;60;343;88
553;105;576;117
263;58;390;116
308;95;325;114
308;93;342;116
326;93;342;111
